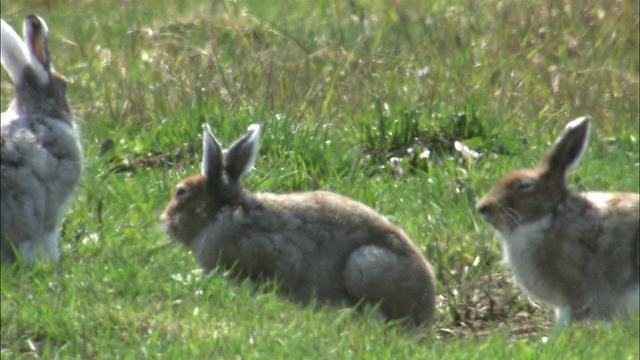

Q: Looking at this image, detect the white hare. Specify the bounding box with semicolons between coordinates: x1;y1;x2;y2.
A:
476;116;639;327
161;124;436;326
1;15;83;265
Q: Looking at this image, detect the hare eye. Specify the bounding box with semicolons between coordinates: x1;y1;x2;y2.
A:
514;180;535;192
174;185;190;199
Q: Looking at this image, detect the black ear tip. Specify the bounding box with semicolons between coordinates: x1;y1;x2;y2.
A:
25;14;43;28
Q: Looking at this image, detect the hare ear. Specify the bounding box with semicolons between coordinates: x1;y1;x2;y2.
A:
202;124;224;189
541;117;591;176
225;124;261;183
23;14;51;85
1;18;31;84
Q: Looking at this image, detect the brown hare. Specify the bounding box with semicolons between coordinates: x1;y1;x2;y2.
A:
161;124;436;326
477;117;639;327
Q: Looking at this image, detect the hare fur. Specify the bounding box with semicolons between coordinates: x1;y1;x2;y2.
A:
161;124;436;326
1;15;83;265
476;117;639;326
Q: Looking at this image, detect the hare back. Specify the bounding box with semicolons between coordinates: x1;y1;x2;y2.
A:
1;113;83;248
192;190;428;303
1;113;83;189
2;110;82;161
502;191;639;318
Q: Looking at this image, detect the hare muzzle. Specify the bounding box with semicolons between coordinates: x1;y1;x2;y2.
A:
476;203;491;223
476;198;500;228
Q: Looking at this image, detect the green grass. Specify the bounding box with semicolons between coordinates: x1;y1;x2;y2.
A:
1;0;639;358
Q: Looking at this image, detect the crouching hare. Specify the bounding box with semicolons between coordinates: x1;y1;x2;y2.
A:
476;117;639;327
161;124;436;326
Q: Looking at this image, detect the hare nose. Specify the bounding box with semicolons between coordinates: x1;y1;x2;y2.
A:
476;204;490;222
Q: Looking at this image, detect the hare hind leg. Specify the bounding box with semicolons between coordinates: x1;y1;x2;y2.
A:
40;230;61;264
343;245;434;326
1;235;18;265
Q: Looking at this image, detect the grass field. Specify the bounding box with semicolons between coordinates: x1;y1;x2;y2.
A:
1;0;639;358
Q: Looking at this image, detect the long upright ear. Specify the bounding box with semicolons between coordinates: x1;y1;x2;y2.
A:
1;18;31;84
23;14;51;85
224;124;261;184
540;116;591;176
202;124;224;190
